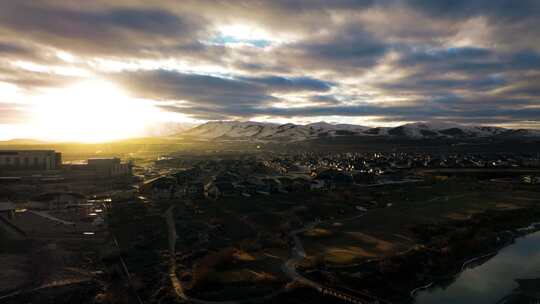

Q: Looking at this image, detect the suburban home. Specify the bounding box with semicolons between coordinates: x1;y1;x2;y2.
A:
150;176;177;199
353;171;376;184
173;167;203;184
315;169;354;185
28;192;86;210
186;181;205;198
0;201;16;219
309;179;327;190
291;178;311;192
215;171;240;183
277;177;294;192
237;180;258;195
205;181;237;199
521;175;540;184
262;178;282;193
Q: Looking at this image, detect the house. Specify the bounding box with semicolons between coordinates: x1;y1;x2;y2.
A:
240;177;271;195
291;178;311;192
237;180;258;195
315;169;354;185
262;178;282;193
173;167;203;184
277;177;294;192
309;179;327;190
186;182;205;198
0;202;16;219
521;175;540;184
150;176;176;199
287;164;311;175
174;184;188;198
28;192;86;210
353;171;376;184
215;172;240;183
253;178;271;194
86;158;131;177
205;181;237;199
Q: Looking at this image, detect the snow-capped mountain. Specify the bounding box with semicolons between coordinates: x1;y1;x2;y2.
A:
181;121;317;141
386;122;508;139
179;121;540;142
307;122;369;132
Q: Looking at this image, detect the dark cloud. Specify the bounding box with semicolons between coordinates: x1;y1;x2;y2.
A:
405;0;540;21
0;40;58;63
0;2;205;58
310;95;342;105
239;76;333;92
110;70;333;108
262;0;377;11
165;100;540;123
381;74;507;93
396;47;540;74
0;42;32;56
112;70;272;107
273;24;389;73
0;64;83;92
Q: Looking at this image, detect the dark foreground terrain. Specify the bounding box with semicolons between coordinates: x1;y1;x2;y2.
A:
1;138;540;304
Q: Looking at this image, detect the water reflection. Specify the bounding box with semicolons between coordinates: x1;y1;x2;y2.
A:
415;231;540;304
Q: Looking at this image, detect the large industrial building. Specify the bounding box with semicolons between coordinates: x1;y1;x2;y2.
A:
0;150;131;180
0;150;62;170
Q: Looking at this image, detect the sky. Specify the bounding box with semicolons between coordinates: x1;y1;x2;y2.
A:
1;0;540;141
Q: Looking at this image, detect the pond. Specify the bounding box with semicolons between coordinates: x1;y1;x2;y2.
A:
415;230;540;304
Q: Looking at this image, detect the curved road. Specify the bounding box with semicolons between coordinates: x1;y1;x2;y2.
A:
165;203;378;304
164;205;285;304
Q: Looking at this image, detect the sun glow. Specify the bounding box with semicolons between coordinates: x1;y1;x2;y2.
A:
30;80;162;142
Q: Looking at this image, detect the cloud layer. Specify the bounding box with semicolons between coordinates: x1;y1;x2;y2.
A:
0;0;539;128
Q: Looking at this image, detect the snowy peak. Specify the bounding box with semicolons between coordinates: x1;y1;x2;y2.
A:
307;122;370;137
307;121;369;131
181;121;311;141
387;122;510;139
183;121;277;139
181;120;366;141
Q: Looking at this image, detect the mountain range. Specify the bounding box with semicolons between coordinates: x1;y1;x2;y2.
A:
179;121;540;142
2;121;539;145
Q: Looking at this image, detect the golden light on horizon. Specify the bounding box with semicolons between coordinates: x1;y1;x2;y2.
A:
30;79;162;143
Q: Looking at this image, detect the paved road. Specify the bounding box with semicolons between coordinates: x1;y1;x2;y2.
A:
0;279;95;302
282;214;364;290
282;221;324;291
164;205;189;301
165;203;376;303
281;213;394;304
29;210;75;225
164;205;283;304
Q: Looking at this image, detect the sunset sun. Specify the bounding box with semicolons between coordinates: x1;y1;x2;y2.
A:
30;80;159;142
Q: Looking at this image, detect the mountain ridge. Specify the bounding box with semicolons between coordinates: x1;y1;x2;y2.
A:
179;120;540;142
